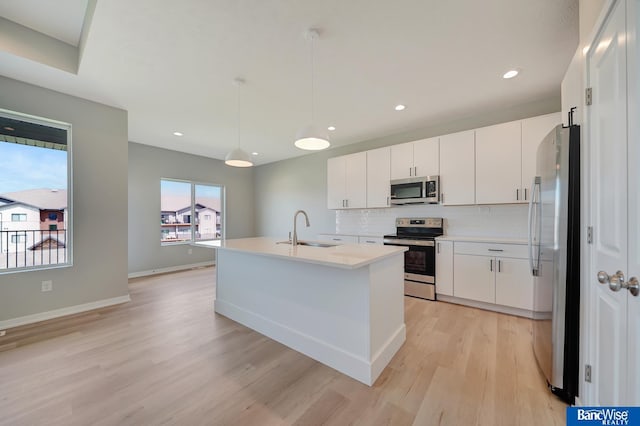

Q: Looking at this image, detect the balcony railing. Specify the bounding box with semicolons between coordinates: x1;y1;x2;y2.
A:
0;229;68;270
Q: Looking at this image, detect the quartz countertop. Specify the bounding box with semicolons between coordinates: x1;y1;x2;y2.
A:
435;235;528;244
200;237;407;269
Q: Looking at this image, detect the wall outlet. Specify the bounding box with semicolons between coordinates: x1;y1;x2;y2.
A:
187;248;193;255
41;280;53;292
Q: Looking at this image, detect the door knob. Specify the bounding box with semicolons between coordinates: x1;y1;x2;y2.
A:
597;270;624;292
625;276;639;297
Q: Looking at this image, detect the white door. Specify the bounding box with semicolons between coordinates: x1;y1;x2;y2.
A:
413;137;439;177
475;121;522;204
366;147;391;208
587;0;630;405
390;142;414;180
625;0;640;403
440;130;475;205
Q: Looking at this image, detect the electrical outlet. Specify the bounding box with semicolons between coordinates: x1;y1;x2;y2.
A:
41;280;53;292
188;248;193;255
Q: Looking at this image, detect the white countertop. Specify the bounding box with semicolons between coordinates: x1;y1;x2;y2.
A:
203;237;407;269
436;235;528;244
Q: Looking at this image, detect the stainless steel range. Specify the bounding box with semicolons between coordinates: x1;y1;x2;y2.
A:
383;217;443;300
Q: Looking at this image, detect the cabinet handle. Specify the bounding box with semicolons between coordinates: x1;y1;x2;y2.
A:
346;199;349;208
437;242;440;254
498;260;502;273
409;167;413;177
333;238;342;241
516;188;519;201
524;188;528;200
387;196;390;206
414;166;417;176
441;193;444;204
488;249;504;252
490;259;493;272
365;240;375;244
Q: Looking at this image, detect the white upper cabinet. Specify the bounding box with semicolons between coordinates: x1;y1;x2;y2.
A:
366;147;391;208
440;130;475;205
521;112;561;201
475;120;522;204
327;152;367;209
390;137;439;179
390;142;414;180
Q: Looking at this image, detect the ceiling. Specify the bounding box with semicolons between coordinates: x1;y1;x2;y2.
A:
0;0;579;166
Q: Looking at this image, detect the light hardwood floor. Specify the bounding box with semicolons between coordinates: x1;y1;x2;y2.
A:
0;267;567;425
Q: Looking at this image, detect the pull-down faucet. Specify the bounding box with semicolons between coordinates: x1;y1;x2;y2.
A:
292;210;310;246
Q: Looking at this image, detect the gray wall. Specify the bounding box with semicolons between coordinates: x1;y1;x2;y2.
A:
0;76;129;322
254;96;561;239
128;142;254;274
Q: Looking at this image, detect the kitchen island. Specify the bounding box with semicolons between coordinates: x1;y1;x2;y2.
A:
207;237;407;386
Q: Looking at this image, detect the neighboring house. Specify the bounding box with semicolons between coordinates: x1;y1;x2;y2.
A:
0;189;67;256
161;202;220;242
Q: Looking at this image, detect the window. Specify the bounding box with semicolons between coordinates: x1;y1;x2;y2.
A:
10;233;26;243
0;109;72;272
160;179;223;244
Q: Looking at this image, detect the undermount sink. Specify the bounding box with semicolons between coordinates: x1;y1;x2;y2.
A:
276;240;338;248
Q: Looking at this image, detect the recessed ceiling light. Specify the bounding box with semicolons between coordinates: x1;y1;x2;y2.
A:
251;152;259;156
394;104;406;111
503;70;519;79
173;131;183;136
328;126;336;131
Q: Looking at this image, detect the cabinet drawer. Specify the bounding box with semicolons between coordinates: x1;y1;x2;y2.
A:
317;234;359;244
358;236;384;245
454;241;528;259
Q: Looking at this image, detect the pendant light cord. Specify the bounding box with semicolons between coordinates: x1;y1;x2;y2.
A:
310;32;315;124
237;81;241;149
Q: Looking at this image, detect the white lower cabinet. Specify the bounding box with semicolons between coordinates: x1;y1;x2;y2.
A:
453;254;496;303
444;240;534;317
435;240;454;296
317;234;359;244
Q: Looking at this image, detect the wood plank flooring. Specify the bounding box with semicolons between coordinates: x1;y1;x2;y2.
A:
0;267;567;425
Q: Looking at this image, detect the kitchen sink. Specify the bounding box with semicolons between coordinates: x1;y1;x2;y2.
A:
276;240;338;248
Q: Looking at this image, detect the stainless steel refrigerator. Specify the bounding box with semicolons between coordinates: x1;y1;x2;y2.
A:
528;124;580;404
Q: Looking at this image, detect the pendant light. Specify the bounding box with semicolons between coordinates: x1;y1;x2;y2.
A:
294;29;330;151
225;78;253;167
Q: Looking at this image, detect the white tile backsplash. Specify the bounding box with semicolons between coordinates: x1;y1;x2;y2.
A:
335;204;529;238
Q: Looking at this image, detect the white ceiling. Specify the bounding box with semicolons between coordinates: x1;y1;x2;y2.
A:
0;0;579;165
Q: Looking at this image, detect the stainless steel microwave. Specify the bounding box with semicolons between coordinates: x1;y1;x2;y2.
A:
390;176;439;205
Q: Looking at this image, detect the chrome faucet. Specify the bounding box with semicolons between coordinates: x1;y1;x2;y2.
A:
292;210;310;246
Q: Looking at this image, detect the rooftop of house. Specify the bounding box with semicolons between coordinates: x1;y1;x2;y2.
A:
0;188;67;210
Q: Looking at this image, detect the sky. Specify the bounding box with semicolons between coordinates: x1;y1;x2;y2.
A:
0;142;67;194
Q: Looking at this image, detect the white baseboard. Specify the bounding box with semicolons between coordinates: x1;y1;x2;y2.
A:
128;261;215;279
0;295;131;330
215;299;403;386
437;295;536;319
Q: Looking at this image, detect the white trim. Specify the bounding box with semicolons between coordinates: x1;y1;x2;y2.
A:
0;295;130;330
127;261;215;279
436;294;537;318
574;396;583;407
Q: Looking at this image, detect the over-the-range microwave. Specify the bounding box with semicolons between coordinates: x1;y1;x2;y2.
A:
390;176;439;205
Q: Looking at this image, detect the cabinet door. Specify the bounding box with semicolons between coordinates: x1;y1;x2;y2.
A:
495;257;534;310
475;121;522;204
390;142;414;180
366;147;391;208
436;240;454;296
521;112;561;202
440;130;475;205
413;137;439;177
453;254;495;303
327;156;346;209
344;152;367;209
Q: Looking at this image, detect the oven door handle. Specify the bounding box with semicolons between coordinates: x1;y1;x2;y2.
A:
383;239;435;247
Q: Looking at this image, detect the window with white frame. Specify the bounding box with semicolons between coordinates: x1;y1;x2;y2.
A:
0;109;72;272
160;179;223;244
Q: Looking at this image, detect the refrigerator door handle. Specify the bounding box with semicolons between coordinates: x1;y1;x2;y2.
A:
528;176;540;276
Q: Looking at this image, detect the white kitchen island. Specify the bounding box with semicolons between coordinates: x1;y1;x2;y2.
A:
208;237;407;386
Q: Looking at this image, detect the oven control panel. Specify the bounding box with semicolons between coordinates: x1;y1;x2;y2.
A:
396;217;443;228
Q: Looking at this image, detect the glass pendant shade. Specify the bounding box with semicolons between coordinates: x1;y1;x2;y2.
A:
294;124;330;151
224;147;253;167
